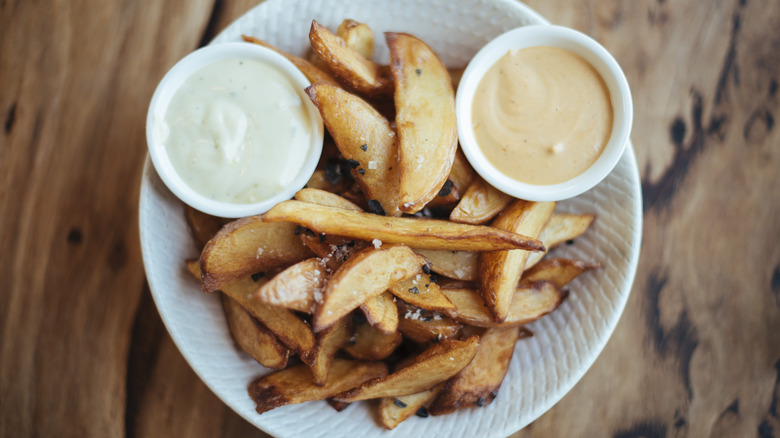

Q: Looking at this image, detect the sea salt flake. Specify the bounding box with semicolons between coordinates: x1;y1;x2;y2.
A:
372;239;382;249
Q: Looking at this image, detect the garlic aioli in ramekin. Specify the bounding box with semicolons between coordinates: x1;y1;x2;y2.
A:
161;58;313;204
471;46;613;185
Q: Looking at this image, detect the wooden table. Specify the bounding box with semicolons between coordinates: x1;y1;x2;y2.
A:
2;1;778;436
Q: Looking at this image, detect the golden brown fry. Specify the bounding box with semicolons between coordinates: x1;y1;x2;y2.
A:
334;336;479;401
387;273;455;313
336;19;374;59
480;201;556;321
221;293;290;370
442;281;567;327
397;301;462;343
525;213;596;269
429;326;520;415
521;258;601;288
449;176;513;225
200;217;312;293
305;169;350;193
379;384;444;429
263;200;545;252
326;398;351;412
185;205;228;249
309;20;392;96
254;258;328;313
295;188;363;212
310;317;352;386
186;260;315;362
248;359;388;414
343;317;403;360
387;32;458;213
360;291;399;334
414;249;478;281
314;245;425;331
241;34;337;85
305;83;401;216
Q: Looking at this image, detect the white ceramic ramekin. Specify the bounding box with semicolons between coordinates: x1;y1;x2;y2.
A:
456;25;633;201
146;42;323;218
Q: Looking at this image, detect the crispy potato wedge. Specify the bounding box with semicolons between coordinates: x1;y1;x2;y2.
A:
424;178;461;208
295;188;363;212
449;176;513;225
314;245;425;331
301;234;371;271
343;316;403;360
416;212;594;281
521;258;601;288
326;398;351;412
397;301;462;343
429;326;520;415
186;260;315;362
525;213;596;269
200;217;312;293
185;206;228;249
448;148;475;195
386;32;458;213
254;258;328;313
336;19;374;59
388;273;455;312
241;34;337;85
248;359;388;414
221;293;290;370
309;20;392;96
334;336;479;401
310;317;352;386
379;383;444;429
305;83;401;216
360;291;399;334
263;200;545;252
442;281;567;327
414;249;478;281
480;201;556;321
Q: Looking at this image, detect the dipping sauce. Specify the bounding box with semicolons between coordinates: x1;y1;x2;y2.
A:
471;46;613;185
161;58;313;203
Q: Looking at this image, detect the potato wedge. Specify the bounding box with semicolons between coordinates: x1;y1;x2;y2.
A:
379;383;444;429
305;83;401;216
326;398;351;412
295;188;363;212
416;212;593;281
310;317;352;386
241;34;337;85
429;326;520;415
480;201;556;321
360;291;399;334
186;260;315;362
314;245;426;331
442;281;567;327
309;20;392;96
200;217;312;293
334;336;479;401
414;249;478;281
343;315;403;360
387;272;455;312
185;205;228;249
397;301;462;343
387;32;458;213
336;19;374;59
305;169;351;193
263;200;545;252
521;258;601;288
449;176;513;225
221;293;290;370
525;213;596;269
248;359;388;414
254;258;328;313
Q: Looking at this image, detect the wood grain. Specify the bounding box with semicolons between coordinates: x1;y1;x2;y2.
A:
0;0;777;437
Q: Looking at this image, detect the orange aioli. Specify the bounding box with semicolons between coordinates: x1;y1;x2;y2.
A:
471;46;613;185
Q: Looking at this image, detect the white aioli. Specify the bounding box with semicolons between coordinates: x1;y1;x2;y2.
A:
162;58;312;204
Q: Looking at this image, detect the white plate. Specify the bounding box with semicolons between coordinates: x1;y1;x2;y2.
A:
139;1;642;436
